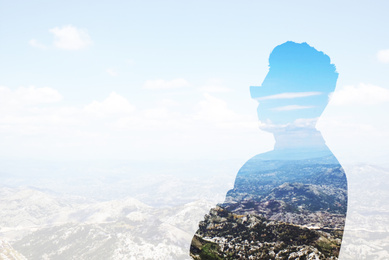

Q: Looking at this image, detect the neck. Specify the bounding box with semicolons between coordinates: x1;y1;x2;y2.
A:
271;127;327;151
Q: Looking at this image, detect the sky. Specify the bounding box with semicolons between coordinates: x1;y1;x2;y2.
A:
0;0;389;167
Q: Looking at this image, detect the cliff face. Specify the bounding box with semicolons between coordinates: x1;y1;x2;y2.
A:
190;155;347;259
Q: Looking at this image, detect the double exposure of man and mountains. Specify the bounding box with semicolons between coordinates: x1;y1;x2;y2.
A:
190;41;348;259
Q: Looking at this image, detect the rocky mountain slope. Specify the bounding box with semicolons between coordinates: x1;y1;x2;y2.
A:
191;155;348;259
0;187;213;260
0;240;27;260
190;207;342;259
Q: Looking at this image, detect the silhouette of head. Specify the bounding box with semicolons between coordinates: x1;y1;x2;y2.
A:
250;41;338;128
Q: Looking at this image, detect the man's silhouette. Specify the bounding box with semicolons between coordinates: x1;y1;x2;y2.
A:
190;41;347;259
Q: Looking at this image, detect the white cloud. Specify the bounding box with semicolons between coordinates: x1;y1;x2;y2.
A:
28;39;47;50
272;105;314;111
330;83;389;106
0;86;62;107
0;86;64;137
293;118;318;128
0;86;267;161
318;116;389;165
106;68;118;77
157;99;179;107
256;92;322;101
84;92;135;117
143;78;189;90
194;93;232;122
320;82;389;164
49;25;92;50
199;79;231;93
193;93;257;129
377;49;389;63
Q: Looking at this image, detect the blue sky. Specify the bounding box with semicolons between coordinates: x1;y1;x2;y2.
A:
0;0;389;165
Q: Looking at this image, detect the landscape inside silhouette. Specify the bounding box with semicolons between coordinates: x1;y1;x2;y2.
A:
190;42;348;259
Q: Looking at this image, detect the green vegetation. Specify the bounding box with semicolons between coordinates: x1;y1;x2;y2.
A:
198;243;223;260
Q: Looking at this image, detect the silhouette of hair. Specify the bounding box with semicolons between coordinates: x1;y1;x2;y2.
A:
269;41;337;74
250;41;339;125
